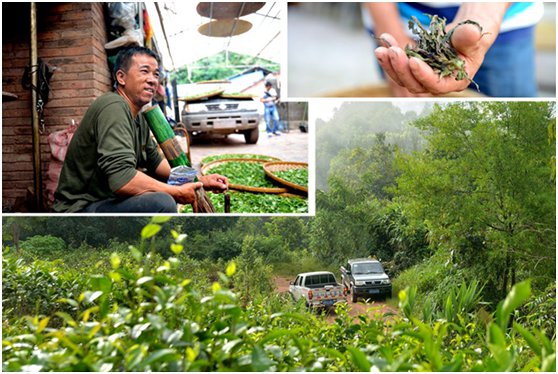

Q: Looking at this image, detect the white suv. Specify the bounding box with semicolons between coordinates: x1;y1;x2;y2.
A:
181;82;261;144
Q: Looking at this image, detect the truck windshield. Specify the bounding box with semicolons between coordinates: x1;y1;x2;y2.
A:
353;262;384;274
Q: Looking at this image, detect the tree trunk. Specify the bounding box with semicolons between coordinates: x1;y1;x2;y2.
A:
511;261;516;286
502;253;510;299
12;223;21;253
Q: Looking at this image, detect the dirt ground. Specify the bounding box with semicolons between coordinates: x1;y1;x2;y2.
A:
274;276;397;322
189;124;309;170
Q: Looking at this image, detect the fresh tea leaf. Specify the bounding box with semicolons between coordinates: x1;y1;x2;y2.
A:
405;14;485;91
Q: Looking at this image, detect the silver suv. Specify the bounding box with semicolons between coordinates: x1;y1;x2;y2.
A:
181;82;261;144
340;258;392;302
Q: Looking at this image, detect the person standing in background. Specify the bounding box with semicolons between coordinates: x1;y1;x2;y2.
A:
261;81;281;137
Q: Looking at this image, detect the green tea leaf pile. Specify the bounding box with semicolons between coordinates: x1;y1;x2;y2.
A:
206;161;275;188
274;168;308;187
405;14;486;91
181;191;307;214
202;154;279;164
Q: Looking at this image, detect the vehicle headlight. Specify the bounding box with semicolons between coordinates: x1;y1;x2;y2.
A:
381;279;391;285
184;103;207;113
354;281;366;286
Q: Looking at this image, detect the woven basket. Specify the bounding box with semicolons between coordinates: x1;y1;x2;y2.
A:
201;158;289;194
200;153;281;167
263;162;308;194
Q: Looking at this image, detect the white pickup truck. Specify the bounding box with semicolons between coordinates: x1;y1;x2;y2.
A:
289;271;347;308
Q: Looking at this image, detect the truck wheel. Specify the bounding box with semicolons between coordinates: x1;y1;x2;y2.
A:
351;286;357;303
244;127;259;144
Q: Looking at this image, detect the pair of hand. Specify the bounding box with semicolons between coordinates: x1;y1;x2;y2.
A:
173;174;228;205
375;22;492;96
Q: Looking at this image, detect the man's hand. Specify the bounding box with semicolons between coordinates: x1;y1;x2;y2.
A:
374;3;505;96
172;181;204;205
198;174;229;193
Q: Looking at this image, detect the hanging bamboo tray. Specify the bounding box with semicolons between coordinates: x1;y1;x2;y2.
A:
263;161;309;194
198;19;252;37
201;158;289;194
196;2;265;19
201;153;281;167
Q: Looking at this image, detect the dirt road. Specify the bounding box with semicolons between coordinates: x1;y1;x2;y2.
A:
274;276;397;322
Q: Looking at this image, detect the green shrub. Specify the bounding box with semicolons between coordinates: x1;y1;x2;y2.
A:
516;282;556;340
392;249;449;302
20;235;66;255
272;249;332;276
2;250;83;321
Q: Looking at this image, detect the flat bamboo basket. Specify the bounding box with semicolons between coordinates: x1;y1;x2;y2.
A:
263;161;308;195
201;158;289;194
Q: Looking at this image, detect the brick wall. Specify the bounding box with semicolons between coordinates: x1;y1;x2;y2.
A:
2;2;111;212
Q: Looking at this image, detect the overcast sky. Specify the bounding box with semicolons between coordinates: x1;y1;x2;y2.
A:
311;100;427;122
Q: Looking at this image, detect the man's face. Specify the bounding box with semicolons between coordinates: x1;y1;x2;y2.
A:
117;53;160;109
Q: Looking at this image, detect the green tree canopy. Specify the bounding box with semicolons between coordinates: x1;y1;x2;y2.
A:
396;101;556;299
171;51;279;83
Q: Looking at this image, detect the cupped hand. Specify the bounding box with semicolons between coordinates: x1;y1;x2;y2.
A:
374;22;489;96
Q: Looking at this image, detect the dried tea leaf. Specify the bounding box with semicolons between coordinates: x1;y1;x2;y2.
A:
404;14;486;91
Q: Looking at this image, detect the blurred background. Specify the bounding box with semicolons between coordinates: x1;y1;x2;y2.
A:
287;2;556;98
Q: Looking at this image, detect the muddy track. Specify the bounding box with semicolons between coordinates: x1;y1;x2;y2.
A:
273;276;398;321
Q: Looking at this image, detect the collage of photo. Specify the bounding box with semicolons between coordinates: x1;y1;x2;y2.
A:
1;2;556;372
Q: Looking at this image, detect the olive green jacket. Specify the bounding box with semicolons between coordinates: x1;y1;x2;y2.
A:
53;93;163;212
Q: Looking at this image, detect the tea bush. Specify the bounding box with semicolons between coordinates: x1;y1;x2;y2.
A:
391;249;449;303
2;219;555;371
20;235;67;256
2;251;83;323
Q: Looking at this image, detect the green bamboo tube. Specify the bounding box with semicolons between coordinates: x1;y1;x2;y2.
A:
143;105;190;167
143;105;216;213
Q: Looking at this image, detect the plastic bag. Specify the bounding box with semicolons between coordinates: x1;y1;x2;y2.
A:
107;2;137;30
105;3;143;49
45;122;78;206
48;122;78;162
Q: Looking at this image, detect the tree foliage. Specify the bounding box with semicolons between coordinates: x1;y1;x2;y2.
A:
396;102;556;299
171;51;279;83
316;102;425;190
1;217;149;248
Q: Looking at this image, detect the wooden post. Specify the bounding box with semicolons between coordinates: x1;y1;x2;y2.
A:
172;78;180;122
30;2;43;211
